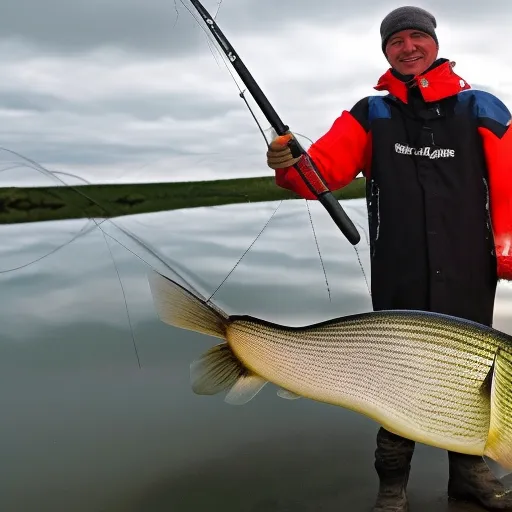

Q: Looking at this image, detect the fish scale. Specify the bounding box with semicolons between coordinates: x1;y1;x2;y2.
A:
226;315;497;451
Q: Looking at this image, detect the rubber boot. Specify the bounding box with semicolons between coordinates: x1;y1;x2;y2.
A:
371;427;415;512
448;452;512;510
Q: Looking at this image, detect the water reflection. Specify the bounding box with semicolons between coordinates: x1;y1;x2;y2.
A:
0;198;511;512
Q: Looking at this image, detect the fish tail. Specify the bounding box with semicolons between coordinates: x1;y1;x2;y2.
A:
484;348;512;471
147;270;267;405
148;270;229;339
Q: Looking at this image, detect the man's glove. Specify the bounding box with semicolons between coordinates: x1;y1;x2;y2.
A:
266;133;303;170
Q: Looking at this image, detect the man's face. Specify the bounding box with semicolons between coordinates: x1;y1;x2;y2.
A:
385;29;438;76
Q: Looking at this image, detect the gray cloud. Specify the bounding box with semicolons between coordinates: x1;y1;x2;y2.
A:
3;0;201;55
3;1;509;56
0;91;54;112
0;89;238;121
1;0;511;187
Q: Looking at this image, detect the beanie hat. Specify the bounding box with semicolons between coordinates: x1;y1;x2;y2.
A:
380;6;438;53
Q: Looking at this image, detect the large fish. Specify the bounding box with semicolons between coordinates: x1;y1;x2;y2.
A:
148;270;512;469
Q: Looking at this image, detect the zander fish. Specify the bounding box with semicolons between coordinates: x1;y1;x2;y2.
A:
148;270;512;469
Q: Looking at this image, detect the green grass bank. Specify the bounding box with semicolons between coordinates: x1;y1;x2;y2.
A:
0;175;366;225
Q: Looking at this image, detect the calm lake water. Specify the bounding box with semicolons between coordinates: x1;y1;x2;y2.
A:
1;198;511;512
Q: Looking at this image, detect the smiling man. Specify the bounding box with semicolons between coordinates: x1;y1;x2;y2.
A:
267;5;512;512
381;7;439;76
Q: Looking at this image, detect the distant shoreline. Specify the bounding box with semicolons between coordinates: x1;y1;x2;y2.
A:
0;176;366;224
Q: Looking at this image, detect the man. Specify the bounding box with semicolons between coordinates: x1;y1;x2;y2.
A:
266;5;512;512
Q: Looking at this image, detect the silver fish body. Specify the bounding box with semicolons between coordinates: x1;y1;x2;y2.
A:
148;270;512;470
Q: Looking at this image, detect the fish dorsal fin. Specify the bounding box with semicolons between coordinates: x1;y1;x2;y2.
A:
277;388;302;400
484;349;512;470
225;374;268;406
148;270;227;339
190;342;244;395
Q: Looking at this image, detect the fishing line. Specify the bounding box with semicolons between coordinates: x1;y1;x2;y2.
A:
0;148;145;367
100;219;209;300
173;0;180;28
351;217;371;296
0;0;367;369
0;148;224;316
0;152;109;274
0;219;101;274
100;228;141;369
0;159;114;273
0;164;226;365
93;219;231;322
177;1;271;153
2;0;324;362
0;147;110;216
205;36;223;69
239;90;268;144
177;1;245;95
206;200;283;302
214;0;223;19
306;201;331;302
0;144;240;309
178;0;334;301
354;245;370;297
353;220;369;247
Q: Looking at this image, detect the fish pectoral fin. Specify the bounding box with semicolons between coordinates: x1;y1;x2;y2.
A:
190;343;266;405
484;348;512;470
224;373;268;406
190;342;244;395
276;387;302;400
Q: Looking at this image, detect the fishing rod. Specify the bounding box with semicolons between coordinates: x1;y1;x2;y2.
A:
187;0;360;246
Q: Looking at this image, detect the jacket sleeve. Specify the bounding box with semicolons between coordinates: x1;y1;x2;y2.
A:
477;92;512;281
275;98;370;200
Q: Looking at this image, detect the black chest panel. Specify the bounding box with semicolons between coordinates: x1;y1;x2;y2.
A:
362;89;497;325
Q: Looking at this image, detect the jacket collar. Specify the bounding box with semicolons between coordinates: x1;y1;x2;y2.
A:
374;58;471;104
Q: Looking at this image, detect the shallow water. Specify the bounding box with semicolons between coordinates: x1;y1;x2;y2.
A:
1;198;511;512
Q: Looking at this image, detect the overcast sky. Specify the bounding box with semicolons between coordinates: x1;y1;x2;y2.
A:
1;0;511;186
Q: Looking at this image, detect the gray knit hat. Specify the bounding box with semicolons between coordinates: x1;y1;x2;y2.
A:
380;6;438;53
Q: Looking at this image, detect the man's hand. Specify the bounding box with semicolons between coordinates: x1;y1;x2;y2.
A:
266;133;302;169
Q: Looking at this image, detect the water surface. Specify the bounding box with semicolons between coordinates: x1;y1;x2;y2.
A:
1;198;511;512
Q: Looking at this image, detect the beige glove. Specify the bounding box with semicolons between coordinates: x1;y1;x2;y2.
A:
266;133;302;169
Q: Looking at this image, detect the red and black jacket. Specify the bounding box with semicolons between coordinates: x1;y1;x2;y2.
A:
276;59;512;325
